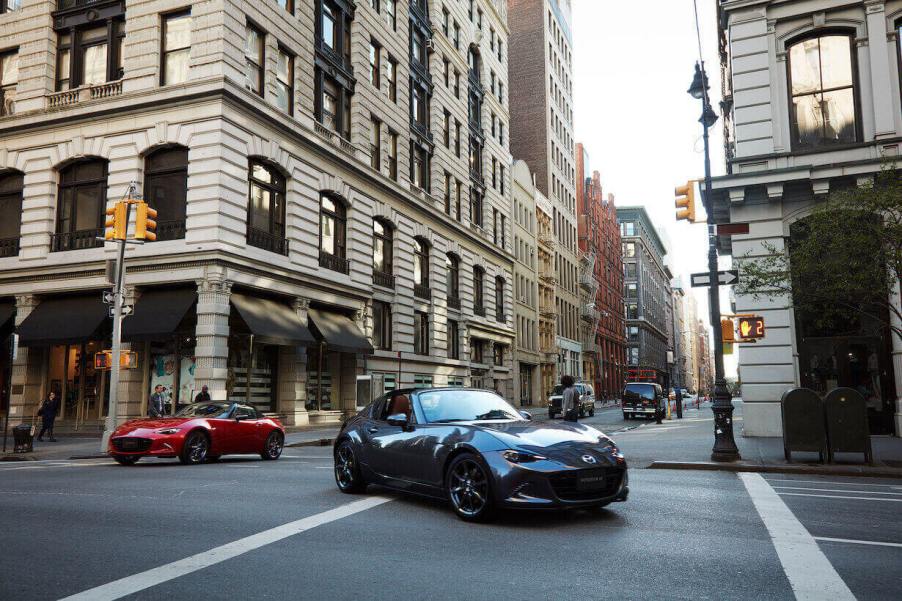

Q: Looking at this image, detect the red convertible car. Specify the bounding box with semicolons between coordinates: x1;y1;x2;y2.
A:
108;402;285;465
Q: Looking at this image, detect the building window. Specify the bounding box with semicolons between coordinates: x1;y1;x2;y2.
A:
276;47;294;114
53;159;108;252
1;0;21;14
499;122;504;145
411;143;429;190
493;344;504;367
0;171;23;256
453;69;460;98
373;218;393;278
161;11;191;86
414;311;429;355
625;283;637;299
448;319;460;359
369;40;380;88
470;187;483;226
369;0;379;12
473;266;484;312
625;262;637;279
787;34;857;149
446;253;460;299
319;194;347;269
497;40;503;62
444;171;452;214
0;50;17;116
373;300;392;350
494;276;505;322
626;303;638;320
623;241;636;257
448;376;464;387
454;179;462;221
492;207;498;243
247;161;287;254
628;347;639;365
244;23;265;96
279;0;294;13
627;326;639;342
144;146;188;241
443;109;451;147
370;117;381;170
316;73;352;138
388;131;398;180
413;374;433;388
471;338;484;363
414;237;430;288
442;7;449;36
315;0;354;138
386;0;396;30
387;56;397;102
56;20;125;90
453;22;460;50
620;221;635;236
454;119;461;157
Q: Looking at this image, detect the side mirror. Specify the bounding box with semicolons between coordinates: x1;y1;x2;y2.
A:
386;413;409;428
235;413;249;422
519;410;532;421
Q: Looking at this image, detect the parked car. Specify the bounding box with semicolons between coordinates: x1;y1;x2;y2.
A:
547;382;595;419
622;382;665;420
333;388;628;521
107;401;285;465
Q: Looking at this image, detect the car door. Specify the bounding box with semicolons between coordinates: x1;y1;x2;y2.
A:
364;392;415;480
233;405;261;453
207;404;241;455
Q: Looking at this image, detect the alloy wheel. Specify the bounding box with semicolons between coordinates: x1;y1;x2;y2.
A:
335;445;356;489
187;433;208;463
449;459;489;517
265;432;283;459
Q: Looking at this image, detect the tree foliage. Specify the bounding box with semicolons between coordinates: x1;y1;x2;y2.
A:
737;166;902;341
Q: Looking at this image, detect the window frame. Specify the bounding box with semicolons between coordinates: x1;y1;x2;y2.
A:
413;237;430;288
244;21;265;97
247;160;287;247
369;39;381;88
0;170;24;249
54;159;108;251
370;116;382;170
161;10;191;87
446;253;460;298
319;192;347;260
447;319;460;359
373;300;392;351
373;217;393;276
143;145;189;240
276;45;295;115
414;310;429;355
0;49;17;116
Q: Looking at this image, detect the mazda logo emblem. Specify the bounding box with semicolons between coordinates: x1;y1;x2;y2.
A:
581;454;597;464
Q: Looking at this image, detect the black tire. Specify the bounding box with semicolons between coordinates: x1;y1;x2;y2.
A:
334;440;366;493
112;454;139;466
206;455;221;463
548;410;555;420
261;431;284;460
623;412;629;420
446;453;495;522
589;407;595;417
179;431;209;465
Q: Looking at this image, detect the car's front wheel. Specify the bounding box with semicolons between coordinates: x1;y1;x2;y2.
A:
112;454;139;466
446;453;494;522
180;431;209;465
334;441;366;493
261;431;283;460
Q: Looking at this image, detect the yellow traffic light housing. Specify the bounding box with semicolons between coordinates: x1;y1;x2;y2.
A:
674;181;697;223
134;202;158;241
104;202;128;241
94;350;114;370
721;319;735;343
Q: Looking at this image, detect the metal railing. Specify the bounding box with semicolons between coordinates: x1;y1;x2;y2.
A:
0;236;19;258
373;270;395;289
474;305;486;317
319;250;349;274
414;283;432;300
247;227;289;256
51;229;103;252
155;219;185;242
447;295;461;310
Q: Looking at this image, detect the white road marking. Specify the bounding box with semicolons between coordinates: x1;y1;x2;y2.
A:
814;537;902;549
772;486;902;496
0;461;111;471
764;478;902;489
778;492;902;503
739;472;855;601
58;495;393;601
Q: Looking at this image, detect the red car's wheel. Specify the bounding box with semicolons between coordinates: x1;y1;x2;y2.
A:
179;431;209;465
112;454;139;466
261;431;283;460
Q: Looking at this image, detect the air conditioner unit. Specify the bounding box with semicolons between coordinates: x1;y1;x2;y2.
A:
426;38;436;52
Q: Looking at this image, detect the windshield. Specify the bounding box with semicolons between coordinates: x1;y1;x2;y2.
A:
418;390;523;423
175;402;231;418
551;385;563;395
623;384;657;401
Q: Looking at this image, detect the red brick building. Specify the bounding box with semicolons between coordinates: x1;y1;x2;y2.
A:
576;144;625;399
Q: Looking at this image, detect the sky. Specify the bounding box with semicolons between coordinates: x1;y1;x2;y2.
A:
570;0;737;377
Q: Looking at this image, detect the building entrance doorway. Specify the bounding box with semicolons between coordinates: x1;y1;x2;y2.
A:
46;341;107;427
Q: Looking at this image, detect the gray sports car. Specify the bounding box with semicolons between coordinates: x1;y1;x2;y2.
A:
333;387;629;521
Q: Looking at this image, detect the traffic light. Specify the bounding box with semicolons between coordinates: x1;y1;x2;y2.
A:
721;319;735;343
134;202;158;241
104;202;127;241
737;316;765;340
675;181;697;223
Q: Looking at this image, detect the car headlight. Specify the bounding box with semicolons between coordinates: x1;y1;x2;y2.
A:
156;428;181;435
502;450;547;463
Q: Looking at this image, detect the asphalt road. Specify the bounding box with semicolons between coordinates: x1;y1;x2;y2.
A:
2;442;899;600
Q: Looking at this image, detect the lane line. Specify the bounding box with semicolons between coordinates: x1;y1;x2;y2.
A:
764;478;902;489
739;472;855;601
814;537;902;549
57;495;393;601
778;492;902;503
771;486;902;496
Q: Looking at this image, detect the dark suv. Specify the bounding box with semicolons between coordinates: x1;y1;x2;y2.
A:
547;383;595;419
622;382;665;420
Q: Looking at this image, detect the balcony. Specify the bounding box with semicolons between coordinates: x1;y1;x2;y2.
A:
579;271;599;293
580;304;600;322
155;220;185;242
474;305;486;317
248;227;289;256
46;81;122;110
373;270;395;289
447;296;461;310
319;250;349;274
0;237;19;258
538;232;556;249
539;273;557;286
51;229;103;252
414;283;432;300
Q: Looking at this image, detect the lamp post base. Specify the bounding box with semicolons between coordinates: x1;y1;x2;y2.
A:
710;378;741;462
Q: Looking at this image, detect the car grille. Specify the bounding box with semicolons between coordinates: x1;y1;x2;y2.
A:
111;437;152;452
549;468;623;501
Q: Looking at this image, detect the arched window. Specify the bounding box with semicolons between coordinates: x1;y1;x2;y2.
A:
473;265;485;316
494;276;505;322
413;237;430;299
144;146;188;241
787;33;857;149
373;218;394;288
54;159;108;252
445;253;460;307
0;171;23;257
319;193;348;273
247;160;287;255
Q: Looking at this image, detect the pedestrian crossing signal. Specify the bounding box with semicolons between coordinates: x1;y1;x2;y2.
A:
94;350;138;370
737;316;765;340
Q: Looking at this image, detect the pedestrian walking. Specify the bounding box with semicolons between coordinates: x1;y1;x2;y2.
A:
148;385;165;418
36;391;59;442
194;385;211;404
561;375;579;423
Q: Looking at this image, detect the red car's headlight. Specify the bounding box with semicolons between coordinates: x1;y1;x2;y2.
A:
156;428;181;435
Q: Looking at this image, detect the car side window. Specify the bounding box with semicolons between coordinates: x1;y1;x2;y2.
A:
382;393;414;422
236;405;257;419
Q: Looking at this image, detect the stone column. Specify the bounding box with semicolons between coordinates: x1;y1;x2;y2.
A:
9;295;39;422
194;276;232;401
277;298;311;426
865;1;896;138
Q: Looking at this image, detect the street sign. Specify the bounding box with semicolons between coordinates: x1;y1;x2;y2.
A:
109;304;133;318
102;291;116;304
737;315;765;340
691;269;739;288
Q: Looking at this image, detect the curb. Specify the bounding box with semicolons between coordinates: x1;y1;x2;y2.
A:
286;438;334;448
1;454;33;462
69;454;109;460
647;460;902;479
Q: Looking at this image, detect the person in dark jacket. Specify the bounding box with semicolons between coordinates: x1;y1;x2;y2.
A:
194;385;211;404
560;375;579;423
148;385;165;417
37;392;59;442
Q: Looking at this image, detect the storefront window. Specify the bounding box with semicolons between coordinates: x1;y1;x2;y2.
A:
306;346;334;411
228;337;277;412
148;339;196;413
47;341;105;421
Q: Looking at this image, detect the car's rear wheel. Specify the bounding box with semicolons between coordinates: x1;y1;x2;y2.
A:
261;431;283;460
334;441;366;493
548;410;554;419
112;454;139;466
179;431;209;465
446;453;494;522
589;406;595;417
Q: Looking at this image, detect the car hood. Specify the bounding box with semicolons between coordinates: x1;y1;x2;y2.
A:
114;417;194;434
477;421;620;466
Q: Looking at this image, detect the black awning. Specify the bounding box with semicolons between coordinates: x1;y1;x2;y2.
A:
122;288;197;341
17;294;108;346
230;293;315;346
0;301;14;337
308;308;374;355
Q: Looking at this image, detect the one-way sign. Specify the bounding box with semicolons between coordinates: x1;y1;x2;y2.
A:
691;269;739;288
109;305;133;318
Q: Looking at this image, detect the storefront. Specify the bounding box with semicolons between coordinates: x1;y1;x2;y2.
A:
1;300;15;416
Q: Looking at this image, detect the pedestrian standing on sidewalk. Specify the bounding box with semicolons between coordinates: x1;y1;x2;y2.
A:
37;391;59;442
561;375;579;423
194;385;211;404
148;385;164;418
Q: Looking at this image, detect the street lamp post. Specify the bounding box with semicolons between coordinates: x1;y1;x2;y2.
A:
688;62;740;462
